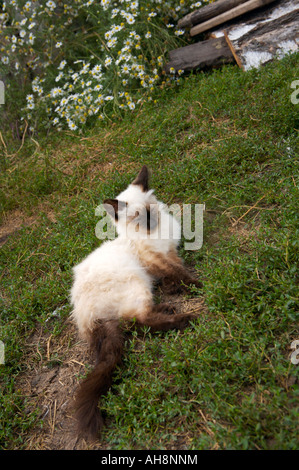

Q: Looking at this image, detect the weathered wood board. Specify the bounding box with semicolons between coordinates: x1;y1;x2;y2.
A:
190;0;276;36
211;0;299;70
166;0;298;74
164;36;234;74
178;0;249;28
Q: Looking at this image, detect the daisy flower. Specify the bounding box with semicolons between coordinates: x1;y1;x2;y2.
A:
174;29;185;36
46;1;56;11
68;121;77;131
58;60;67;70
127;101;135;110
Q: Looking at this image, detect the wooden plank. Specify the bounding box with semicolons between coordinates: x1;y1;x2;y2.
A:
178;0;249;28
190;0;276;36
223;30;244;69
164;37;234;74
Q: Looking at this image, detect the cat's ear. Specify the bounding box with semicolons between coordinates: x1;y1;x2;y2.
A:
132;165;149;192
103;199;127;219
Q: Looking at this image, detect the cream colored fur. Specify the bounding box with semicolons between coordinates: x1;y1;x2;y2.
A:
70;179;181;339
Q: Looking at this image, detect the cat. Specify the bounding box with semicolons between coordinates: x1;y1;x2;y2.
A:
70;165;201;439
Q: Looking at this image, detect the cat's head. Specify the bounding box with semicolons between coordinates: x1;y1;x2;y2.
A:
104;165;179;244
103;166;160;239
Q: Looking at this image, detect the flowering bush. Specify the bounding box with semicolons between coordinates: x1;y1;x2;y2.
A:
0;0;209;133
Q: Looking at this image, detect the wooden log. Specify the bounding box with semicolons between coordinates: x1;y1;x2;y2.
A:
164;37;234;74
190;0;276;36
230;9;299;70
178;0;249;28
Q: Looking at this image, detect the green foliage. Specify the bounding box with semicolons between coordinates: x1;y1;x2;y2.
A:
0;0;207;133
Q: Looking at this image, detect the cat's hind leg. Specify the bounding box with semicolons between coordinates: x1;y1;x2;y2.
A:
132;303;198;332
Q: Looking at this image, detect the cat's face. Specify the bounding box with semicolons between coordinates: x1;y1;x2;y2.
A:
103;166;160;238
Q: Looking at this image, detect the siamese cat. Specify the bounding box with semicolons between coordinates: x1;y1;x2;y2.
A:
70;166;201;438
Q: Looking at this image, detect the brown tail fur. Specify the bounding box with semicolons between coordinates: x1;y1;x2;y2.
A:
74;319;124;439
74;308;197;439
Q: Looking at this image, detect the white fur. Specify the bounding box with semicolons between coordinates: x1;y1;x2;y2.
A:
70;183;181;338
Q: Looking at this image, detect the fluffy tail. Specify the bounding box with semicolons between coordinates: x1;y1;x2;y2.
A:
74;319;124;439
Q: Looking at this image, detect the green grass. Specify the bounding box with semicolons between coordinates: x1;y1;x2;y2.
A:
0;52;298;449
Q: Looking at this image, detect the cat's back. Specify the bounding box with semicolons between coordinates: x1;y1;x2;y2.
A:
73;238;136;275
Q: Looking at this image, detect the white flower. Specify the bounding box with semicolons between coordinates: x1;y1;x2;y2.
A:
55;42;62;48
58;60;66;70
121;64;130;74
105;57;112;67
1;56;9;64
53;117;59;125
55;72;63;82
46;1;56;11
28;33;35;45
68;121;77;131
51;87;63;97
28;22;36;30
107;37;117;48
20;29;26;38
124;13;135;24
166;24;174;28
101;0;111;11
145;32;151;39
174;29;185;36
127;101;135;110
113;25;122;33
92;64;102;74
